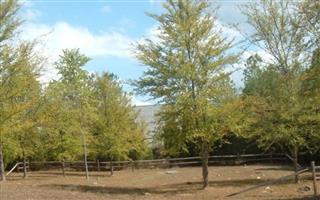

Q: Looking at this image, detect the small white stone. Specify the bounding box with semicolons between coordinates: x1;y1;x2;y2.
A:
165;170;178;174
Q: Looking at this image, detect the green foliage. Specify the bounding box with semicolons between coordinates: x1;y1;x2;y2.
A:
242;56;307;153
2;0;320;182
38;49;149;163
91;72;148;160
240;0;316;157
243;55;281;98
298;0;320;48
0;42;42;162
0;0;21;48
299;48;320;153
242;0;307;74
40;82;83;161
42;48;94;163
134;0;239;157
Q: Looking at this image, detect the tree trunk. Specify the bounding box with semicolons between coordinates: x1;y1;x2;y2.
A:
82;133;89;180
0;143;6;181
97;159;100;172
293;146;299;183
79;102;89;180
22;148;28;179
62;159;66;177
201;142;209;188
110;160;114;176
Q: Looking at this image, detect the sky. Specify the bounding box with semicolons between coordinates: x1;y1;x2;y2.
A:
19;0;260;105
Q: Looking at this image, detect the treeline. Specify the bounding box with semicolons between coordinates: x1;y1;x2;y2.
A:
0;0;149;181
1;0;320;189
134;0;320;188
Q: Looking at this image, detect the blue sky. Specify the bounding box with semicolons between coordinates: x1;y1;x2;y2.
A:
20;0;258;105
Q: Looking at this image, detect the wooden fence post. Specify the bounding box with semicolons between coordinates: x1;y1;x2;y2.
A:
166;158;170;168
294;146;299;183
97;160;100;172
62;159;66;177
131;161;135;172
110;161;114;176
312;161;318;196
17;162;20;173
23;159;28;178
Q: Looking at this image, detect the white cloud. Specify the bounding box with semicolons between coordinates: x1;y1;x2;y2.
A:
130;96;154;106
21;21;136;83
146;25;161;42
215;20;243;44
242;50;275;66
24;22;134;59
136;25;162;46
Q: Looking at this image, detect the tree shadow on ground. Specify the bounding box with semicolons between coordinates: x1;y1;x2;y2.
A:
30;171;111;177
268;196;318;200
255;167;294;171
41;183;201;195
41;178;295;196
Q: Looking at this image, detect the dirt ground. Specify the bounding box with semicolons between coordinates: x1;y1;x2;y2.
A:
0;164;318;200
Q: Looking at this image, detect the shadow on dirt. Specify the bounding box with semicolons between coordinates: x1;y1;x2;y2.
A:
255;166;294;171
41;184;199;195
41;178;295;196
271;196;319;200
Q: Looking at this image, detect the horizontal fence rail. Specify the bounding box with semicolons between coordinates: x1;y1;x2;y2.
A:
7;153;291;177
229;160;320;198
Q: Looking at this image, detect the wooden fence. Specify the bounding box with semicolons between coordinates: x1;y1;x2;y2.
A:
228;160;320;198
8;155;320;198
7;153;290;177
311;161;320;197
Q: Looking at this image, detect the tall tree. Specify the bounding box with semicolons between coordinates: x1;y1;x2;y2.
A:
54;48;94;180
91;72;147;162
241;0;310;182
242;0;307;74
134;0;237;188
299;48;320;153
14;43;42;179
0;0;22;181
0;43;42;181
40;82;82;163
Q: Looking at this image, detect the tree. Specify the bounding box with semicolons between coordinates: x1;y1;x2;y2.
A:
40;82;82;163
242;56;306;183
298;0;320;49
0;0;21;49
0;0;22;181
242;0;307;74
13;43;42;179
54;48;94;180
242;55;304;152
91;72;148;162
0;42;42;180
299;48;320;153
241;0;310;182
134;0;237;188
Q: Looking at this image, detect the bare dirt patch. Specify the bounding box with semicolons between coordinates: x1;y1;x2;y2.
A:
0;164;317;200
